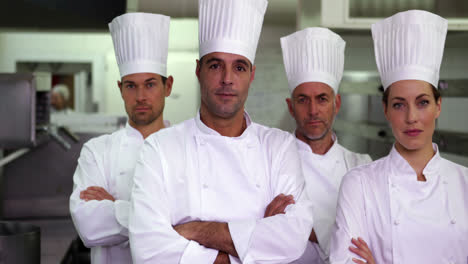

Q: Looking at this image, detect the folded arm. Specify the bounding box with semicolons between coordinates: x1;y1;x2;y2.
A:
129;140;220;263
70;144;128;247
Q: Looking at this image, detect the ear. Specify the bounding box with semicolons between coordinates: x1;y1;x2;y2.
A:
334;93;342;115
195;59;201;81
435;96;442;119
164;76;174;97
118;80;123;98
286;97;295;118
250;65;256;84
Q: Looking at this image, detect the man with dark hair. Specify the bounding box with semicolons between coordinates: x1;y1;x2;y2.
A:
70;13;173;264
129;0;314;263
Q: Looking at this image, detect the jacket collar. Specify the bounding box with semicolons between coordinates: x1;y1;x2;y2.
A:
295;133;342;161
195;110;253;139
389;143;441;181
125;122;143;139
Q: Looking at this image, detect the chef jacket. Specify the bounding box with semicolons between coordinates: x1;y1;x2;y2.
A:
329;144;468;264
129;112;314;264
70;121;168;264
293;136;371;264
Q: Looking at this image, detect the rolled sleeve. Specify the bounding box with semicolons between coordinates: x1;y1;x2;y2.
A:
179;241;219;264
228;134;314;263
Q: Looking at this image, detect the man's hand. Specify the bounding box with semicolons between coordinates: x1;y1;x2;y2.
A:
264;194;295;218
349;237;376;264
173;221;238;257
214;252;231;264
80;186;115;202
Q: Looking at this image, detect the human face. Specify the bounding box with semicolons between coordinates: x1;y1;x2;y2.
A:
196;52;255;119
286;82;341;141
118;72;172;127
384;80;441;152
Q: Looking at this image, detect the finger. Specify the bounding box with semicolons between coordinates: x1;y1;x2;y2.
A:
276;197;295;213
349;245;369;260
264;194;286;217
269;197;291;215
86;186;106;191
353;237;372;256
357;237;372;254
352;258;366;264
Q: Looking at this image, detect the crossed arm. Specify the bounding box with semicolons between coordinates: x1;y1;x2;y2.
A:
172;194;298;260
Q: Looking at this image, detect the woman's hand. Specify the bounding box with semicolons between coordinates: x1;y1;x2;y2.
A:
349;237;376;264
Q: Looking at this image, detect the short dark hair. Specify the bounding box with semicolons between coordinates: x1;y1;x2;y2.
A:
382;84;441;105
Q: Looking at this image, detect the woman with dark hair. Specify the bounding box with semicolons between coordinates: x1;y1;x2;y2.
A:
329;10;468;264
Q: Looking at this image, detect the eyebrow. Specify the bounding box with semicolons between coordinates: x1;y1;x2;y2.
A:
235;59;250;69
391;93;430;101
315;93;328;98
205;57;251;70
205;58;222;64
123;78;158;85
144;78;157;82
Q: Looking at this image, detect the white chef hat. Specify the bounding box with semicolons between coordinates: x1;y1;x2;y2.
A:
109;12;170;78
372;10;448;90
198;0;268;64
281;27;345;94
52;84;70;101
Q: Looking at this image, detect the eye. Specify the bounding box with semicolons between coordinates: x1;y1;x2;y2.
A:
236;65;246;72
126;84;135;89
418;100;430;107
392;102;403;109
209;63;220;69
319;96;328;102
146;82;156;88
297;97;309;104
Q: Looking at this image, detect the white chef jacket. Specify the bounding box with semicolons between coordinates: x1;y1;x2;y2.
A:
129;112;314;264
330;144;468;264
293;136;371;264
70;121;169;264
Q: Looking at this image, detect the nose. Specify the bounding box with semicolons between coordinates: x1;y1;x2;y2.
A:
406;104;417;124
222;67;233;85
308;101;318;116
135;86;146;102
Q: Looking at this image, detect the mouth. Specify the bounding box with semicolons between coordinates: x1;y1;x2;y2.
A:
404;129;423;137
134;106;151;112
306;120;323;126
215;92;237;99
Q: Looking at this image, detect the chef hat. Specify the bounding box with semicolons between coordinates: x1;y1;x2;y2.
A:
281;27;345;94
372;10;448;90
109;13;170;78
52;84;70;101
198;0;268;64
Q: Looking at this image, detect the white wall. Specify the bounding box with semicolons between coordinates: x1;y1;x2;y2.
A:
0;19;201;125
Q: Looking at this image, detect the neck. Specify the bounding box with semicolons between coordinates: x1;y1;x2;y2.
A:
296;130;334;155
395;141;435;181
199;106;246;137
129;116;166;139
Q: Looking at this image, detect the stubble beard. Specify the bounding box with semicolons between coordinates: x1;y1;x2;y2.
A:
203;87;244;119
129;104;163;127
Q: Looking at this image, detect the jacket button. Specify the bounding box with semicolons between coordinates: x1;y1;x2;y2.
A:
394;219;400;225
202;184;208;189
451;219;456;224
